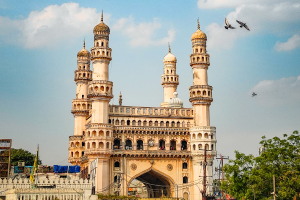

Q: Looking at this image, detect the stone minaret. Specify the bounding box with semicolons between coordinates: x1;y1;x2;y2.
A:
87;11;114;192
161;44;179;107
69;40;92;165
189;20;216;199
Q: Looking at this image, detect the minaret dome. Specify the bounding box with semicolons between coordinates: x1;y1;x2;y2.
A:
191;19;207;40
163;44;177;62
93;11;110;35
77;40;90;58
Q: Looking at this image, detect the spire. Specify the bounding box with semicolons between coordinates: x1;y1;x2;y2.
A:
197;18;200;30
83;38;85;49
168;43;171;53
101;10;103;22
119;92;122;106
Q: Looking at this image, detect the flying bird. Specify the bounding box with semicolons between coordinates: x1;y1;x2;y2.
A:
236;20;250;31
224;18;235;29
252;92;257;97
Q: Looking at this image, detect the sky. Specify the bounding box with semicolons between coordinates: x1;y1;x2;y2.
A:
0;0;300;166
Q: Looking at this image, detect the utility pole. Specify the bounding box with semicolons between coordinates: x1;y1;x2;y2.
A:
273;175;276;200
216;154;229;200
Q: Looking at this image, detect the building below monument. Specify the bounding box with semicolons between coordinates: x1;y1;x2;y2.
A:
69;11;217;200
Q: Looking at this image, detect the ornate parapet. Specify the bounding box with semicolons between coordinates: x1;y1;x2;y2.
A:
109;106;193;118
112;150;191;158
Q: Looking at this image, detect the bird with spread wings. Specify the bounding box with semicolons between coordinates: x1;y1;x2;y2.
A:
224;18;235;29
236;20;250;31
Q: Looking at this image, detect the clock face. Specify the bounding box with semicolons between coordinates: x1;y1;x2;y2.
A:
148;140;154;147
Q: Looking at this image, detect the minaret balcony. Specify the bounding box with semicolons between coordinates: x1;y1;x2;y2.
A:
88;80;113;99
161;75;179;85
90;47;112;61
190;55;210;66
189;85;213;99
74;70;92;81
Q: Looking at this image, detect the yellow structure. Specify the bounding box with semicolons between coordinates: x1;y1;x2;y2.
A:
69;13;217;200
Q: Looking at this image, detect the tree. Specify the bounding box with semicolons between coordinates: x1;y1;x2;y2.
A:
10;148;42;166
221;131;300;200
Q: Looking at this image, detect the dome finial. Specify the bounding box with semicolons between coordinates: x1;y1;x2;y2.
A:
168;43;171;53
197;18;200;30
83;38;85;49
101;10;103;22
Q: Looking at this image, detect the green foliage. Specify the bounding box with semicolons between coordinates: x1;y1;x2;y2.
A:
10;148;42;166
97;194;138;200
221;131;300;200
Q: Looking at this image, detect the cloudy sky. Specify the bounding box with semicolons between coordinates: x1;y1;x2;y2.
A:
0;0;299;165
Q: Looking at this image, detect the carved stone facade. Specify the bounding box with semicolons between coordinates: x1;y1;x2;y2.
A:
69;13;217;200
0;176;94;200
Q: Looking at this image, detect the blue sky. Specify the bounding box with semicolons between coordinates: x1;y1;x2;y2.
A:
0;0;300;165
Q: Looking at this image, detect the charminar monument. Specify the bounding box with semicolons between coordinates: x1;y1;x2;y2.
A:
69;11;217;200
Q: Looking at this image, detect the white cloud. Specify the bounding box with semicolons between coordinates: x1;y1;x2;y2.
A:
0;3;105;48
200;0;300;50
250;76;300;106
112;16;175;47
274;34;300;51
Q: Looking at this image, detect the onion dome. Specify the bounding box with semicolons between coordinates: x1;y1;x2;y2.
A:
93;11;110;34
163;43;177;62
77;40;90;58
191;19;207;40
168;92;183;108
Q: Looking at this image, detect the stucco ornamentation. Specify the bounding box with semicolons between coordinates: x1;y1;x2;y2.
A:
167;164;173;171
131;163;137;171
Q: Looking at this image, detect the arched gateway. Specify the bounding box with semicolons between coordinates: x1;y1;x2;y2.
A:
127;168;175;198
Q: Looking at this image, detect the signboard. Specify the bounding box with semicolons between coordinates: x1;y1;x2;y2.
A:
0;139;12;178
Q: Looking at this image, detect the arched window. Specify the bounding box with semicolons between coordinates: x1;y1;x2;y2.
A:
96;42;99;47
75;151;79;157
138;120;141;126
159;140;165;150
208;91;211;96
71;152;73;157
143;120;147;126
198;133;202;138
70;142;74;147
149;121;153;126
181;140;187;150
183;176;188;183
155;121;158;126
99;142;103;149
182;162;187;169
108;119;111;124
106;131;110;137
170;140;176;150
198;144;202;150
113;139;121;149
211;134;214;139
106;87;109;92
115;120;119;125
101;42;104;46
137;140;143;150
166;121;169;127
193;144;196;150
121;120;125;125
127;120;130;125
205;144;209;150
203;90;206;95
132;120;136;126
106;142;109;149
87;143;90;149
204;133;209;138
125;139;132;150
114;176;118;183
171;121;175;127
99;130;104;136
211;144;214;150
92;131;96;137
82;151;84;156
177;121;180;127
160;121;164;127
92;142;96;148
114;162;120;167
192;134;195;139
